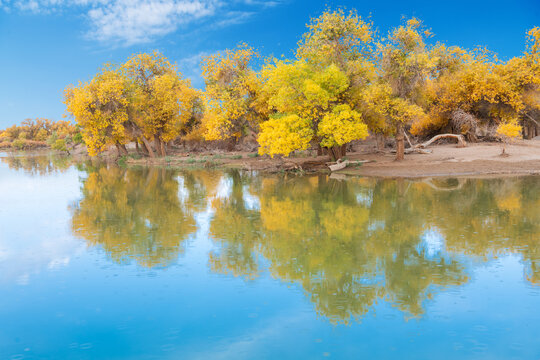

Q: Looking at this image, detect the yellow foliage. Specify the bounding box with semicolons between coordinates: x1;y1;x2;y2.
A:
201;44;262;141
413;27;540;136
123;51;198;147
64;51;199;156
64;68;130;156
318;104;368;147
496;119;522;139
297;8;373;71
257;114;313;157
363;82;426;128
259;58;369;156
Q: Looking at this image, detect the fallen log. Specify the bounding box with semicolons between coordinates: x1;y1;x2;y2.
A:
328;159;348;171
327;159;374;171
416;134;467;148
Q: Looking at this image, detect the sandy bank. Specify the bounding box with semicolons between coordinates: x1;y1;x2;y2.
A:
126;139;540;178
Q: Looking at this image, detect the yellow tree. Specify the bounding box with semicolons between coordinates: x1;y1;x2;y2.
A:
496;119;522;155
258;9;374;160
410;46;485;138
412;28;539;140
201;44;264;146
374;18;434;160
123;51;198;156
497;27;540;138
64;68;133;156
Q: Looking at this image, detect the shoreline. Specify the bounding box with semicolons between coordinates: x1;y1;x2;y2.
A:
3;140;540;179
125;140;540;178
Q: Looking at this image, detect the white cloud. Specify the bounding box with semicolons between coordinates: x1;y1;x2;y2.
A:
1;0;284;45
86;0;217;45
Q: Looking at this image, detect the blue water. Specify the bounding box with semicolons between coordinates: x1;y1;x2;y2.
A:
0;153;539;359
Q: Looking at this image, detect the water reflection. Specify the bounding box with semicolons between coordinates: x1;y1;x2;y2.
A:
68;164;540;323
0;152;73;175
71;166;197;267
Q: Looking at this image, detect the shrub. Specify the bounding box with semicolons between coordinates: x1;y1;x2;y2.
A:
12;139;25;150
47;132;58;146
73;132;83;144
52;139;68;153
496;120;522;155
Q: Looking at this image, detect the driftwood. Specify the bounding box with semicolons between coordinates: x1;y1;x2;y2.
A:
416;134;467;148
328;159;348;171
390;133;466;155
327;159;373;171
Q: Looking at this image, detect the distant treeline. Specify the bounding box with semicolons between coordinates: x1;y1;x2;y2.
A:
0;118;81;152
4;9;540;160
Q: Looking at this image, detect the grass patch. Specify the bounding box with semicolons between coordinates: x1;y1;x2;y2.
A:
248;152;259;158
117;155;127;167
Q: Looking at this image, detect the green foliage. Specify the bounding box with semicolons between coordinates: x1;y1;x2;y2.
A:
47;132;59;146
12;139;25;150
117;155;127;167
73;132;84;144
52;138;68;153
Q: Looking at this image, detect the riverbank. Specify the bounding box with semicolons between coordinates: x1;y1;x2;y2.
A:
125;139;540;178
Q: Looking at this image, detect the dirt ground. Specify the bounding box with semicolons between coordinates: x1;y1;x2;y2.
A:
341;139;540;178
126;137;540;178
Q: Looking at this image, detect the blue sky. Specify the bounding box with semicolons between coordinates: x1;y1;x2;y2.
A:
0;0;538;128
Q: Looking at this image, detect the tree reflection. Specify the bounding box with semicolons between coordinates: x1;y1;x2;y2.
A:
68;164;540;323
71;166;196;267
1;153;72;175
207;173;539;323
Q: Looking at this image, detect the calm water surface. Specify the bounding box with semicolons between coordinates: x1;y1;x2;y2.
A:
0;153;539;359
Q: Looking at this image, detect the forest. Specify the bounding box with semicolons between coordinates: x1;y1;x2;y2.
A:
1;9;539;162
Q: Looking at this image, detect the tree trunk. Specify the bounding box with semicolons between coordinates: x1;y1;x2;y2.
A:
141;137;156;158
227;137;237;152
160;139;167;157
135;140;142;155
120;144;128;155
139;139;149;155
395;123;405;161
376;133;385;151
327;144;347;161
154;134;166;157
115;143;128;156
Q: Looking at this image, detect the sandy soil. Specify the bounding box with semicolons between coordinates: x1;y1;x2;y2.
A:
341;139;540;178
126;138;540;178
